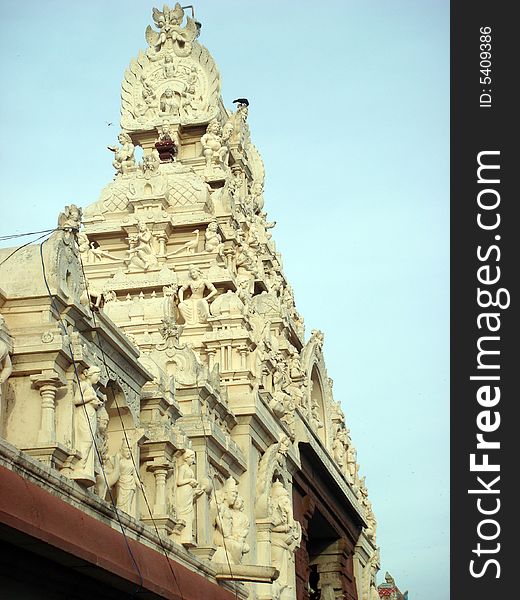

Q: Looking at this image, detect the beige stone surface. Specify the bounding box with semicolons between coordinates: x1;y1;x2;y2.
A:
0;4;379;599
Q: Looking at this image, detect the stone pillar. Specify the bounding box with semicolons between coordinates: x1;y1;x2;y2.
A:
207;348;217;371
151;466;169;514
255;518;274;600
188;443;215;561
31;371;66;444
238;346;248;370
156;232;168;257
314;539;351;600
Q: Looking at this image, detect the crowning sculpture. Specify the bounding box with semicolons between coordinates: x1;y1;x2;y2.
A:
0;4;380;599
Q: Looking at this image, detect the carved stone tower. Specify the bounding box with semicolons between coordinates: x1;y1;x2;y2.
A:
0;5;379;600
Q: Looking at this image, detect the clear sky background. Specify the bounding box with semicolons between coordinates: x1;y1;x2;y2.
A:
0;2;449;599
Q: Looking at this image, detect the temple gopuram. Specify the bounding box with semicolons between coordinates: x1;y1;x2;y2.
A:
0;5;380;599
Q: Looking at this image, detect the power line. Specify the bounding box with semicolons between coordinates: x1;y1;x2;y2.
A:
0;228;57;242
0;230;56;268
77;245;186;600
39;238;145;595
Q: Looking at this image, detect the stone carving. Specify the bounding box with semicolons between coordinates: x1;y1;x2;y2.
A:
162;284;178;320
157;318;184;350
212;477;250;565
166;229;200;256
255;436;290;519
160;87;180;116
141;148;160;176
250;181;265;214
108;132;136;174
174;449;205;544
94;406;114;498
201;120;229;170
204;220;224;257
235;233;261;291
360;478;377;543
58;204;82;232
247;211;275;250
332;427;348;470
210;290;244;317
177;266;217;325
270;481;302;598
228;102;250;149
72;364;106;487
310;329;325;352
121;5;220;131
145;3;199;56
126;221;159;270
0;314;13;404
113;442;140;516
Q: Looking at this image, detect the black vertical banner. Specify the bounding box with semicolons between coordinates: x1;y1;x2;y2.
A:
451;2;516;598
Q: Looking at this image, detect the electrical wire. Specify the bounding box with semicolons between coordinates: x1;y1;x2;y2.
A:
0;228;57;242
76;246;186;600
39;237;145;595
0;230;56;268
194;369;239;599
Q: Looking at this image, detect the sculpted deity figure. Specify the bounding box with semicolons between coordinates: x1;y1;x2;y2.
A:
113;443;140;516
177;266;217;325
212;478;249;565
108;132;136;174
230;494;250;559
235;235;260;291
250;181;265;213
58;204;83;232
72;365;106;487
126;221;159;271
137;87;157;120
269;356;297;436
181;84;204;117
162;284;178;320
163;53;176;78
94;406;117;499
270;481;302;597
160;88;180;116
145;3;199;56
201;120;226;169
141;148;160;177
249;211;275;249
0;314;13;406
287;346;304;380
219;121;234;165
332;427;348;470
204;221;224;257
175;449;204;544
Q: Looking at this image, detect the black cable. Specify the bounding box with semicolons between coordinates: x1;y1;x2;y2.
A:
76;244;186;600
0;228;56;242
0;231;56;268
39;237;145;595
194;373;239;599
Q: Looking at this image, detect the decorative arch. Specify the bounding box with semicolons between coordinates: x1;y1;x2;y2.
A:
301;331;334;446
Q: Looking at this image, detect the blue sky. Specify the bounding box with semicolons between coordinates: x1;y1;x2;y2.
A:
0;2;449;598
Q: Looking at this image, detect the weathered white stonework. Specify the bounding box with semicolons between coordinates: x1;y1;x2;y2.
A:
0;4;379;599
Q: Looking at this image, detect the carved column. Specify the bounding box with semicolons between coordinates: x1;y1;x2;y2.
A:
254;518;274;600
238;346;248;370
207;348;217;371
314;539;352;600
189;445;215;561
31;371;65;444
140;447;180;537
151;465;169;514
156;232;168;257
